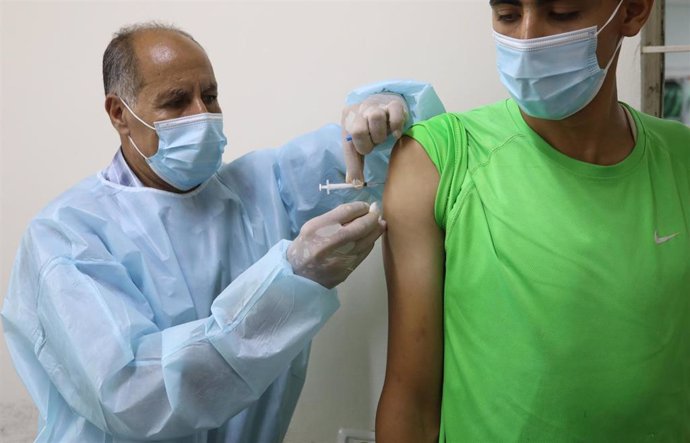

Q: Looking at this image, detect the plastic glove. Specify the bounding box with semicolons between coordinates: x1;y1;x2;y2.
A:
287;201;386;289
341;93;409;185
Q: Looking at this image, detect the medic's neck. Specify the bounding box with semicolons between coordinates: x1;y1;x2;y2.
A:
521;68;635;167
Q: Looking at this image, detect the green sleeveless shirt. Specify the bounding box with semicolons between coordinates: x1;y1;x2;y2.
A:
407;99;690;441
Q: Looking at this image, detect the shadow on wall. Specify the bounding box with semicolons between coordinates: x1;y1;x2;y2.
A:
0;401;38;443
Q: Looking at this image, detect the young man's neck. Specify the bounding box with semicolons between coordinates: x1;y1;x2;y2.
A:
522;74;635;166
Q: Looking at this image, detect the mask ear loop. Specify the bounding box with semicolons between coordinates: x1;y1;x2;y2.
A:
126;136;151;161
603;38;625;72
119;97;156;160
120;98;156;130
596;0;625;36
596;0;626;71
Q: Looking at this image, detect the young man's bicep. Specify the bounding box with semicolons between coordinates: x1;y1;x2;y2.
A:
376;136;445;442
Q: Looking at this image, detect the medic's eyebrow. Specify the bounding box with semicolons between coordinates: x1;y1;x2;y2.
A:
490;0;521;6
156;88;189;104
201;83;218;94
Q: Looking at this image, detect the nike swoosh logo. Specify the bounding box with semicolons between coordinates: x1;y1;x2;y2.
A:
654;231;679;244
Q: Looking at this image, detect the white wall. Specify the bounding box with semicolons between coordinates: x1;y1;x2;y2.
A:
0;1;641;442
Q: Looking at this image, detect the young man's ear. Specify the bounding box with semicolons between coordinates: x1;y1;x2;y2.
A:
105;94;129;136
620;0;655;37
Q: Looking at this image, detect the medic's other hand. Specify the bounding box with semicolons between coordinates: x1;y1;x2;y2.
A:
341;93;409;185
287;201;386;289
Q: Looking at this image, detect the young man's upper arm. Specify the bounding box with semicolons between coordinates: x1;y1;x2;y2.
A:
376;136;444;442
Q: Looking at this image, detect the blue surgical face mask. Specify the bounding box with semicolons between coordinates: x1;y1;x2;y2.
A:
121;99;228;191
493;0;624;120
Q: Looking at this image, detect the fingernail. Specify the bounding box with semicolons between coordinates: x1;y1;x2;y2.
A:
369;201;380;214
393;130;402;139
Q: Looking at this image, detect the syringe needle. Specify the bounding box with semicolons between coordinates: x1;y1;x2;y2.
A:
318;180;385;194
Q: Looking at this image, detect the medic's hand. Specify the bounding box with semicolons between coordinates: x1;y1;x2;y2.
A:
341;93;409;185
287;201;386;289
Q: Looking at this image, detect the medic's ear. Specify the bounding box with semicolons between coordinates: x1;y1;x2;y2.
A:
105;94;130;136
620;0;655;37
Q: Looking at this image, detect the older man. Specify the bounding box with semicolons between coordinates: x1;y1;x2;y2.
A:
1;23;443;442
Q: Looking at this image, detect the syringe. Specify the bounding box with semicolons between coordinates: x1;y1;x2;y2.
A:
319;179;385;194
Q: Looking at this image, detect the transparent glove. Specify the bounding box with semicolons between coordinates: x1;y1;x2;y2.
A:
288;201;386;289
341;93;409;184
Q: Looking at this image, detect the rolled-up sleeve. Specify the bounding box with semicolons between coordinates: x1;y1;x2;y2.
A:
274;80;446;233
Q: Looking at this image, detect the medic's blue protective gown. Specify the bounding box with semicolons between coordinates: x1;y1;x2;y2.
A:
2;81;444;442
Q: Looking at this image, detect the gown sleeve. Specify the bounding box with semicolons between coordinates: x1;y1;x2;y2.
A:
2;217;337;440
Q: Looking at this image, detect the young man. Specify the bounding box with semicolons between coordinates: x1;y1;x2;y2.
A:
377;0;690;440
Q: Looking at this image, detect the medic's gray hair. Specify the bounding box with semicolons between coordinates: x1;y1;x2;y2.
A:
102;22;201;105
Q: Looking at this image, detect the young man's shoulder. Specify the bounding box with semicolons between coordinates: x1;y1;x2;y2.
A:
414;100;513;127
407;100;518;148
631;107;690;160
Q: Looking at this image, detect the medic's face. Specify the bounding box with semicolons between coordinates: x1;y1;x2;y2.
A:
490;0;625;68
124;30;222;158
